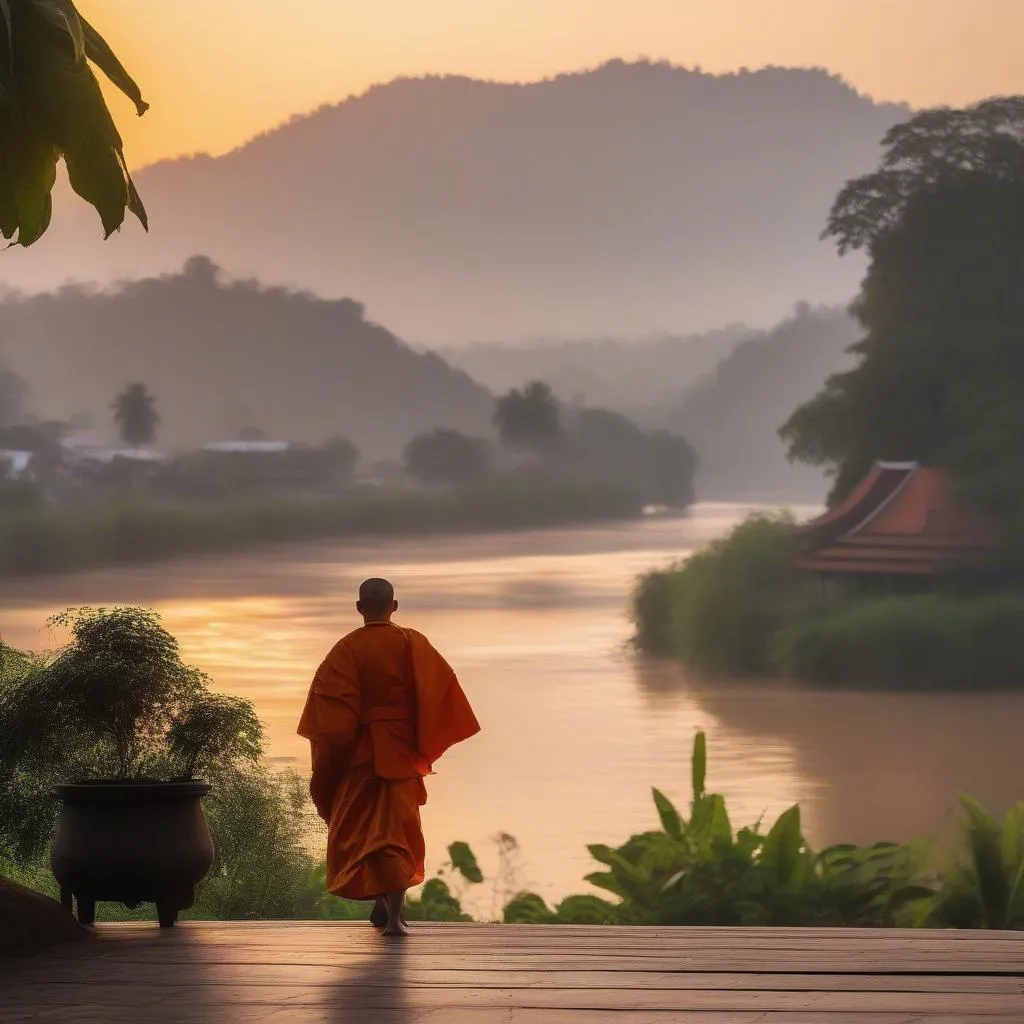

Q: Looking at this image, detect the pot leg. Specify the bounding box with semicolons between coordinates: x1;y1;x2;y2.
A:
157;902;178;929
76;896;96;927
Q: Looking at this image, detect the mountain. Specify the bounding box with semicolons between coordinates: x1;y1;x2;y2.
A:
438;325;753;411
3;62;906;344
0;258;492;456
646;304;859;502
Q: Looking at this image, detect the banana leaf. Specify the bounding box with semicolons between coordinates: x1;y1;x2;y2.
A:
0;0;146;246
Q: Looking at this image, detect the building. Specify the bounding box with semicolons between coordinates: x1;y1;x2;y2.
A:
0;449;33;480
201;440;290;454
796;461;994;580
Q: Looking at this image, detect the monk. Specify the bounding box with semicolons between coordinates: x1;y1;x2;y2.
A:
297;578;480;936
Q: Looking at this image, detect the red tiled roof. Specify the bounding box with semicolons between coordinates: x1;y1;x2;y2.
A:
797;463;994;576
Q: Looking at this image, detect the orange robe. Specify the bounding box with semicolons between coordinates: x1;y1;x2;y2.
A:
297;621;480;900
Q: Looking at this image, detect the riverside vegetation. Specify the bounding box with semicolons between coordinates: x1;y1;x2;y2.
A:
632;513;1024;688
0;475;639;578
634;101;1024;688
2;610;1023;930
1;364;695;579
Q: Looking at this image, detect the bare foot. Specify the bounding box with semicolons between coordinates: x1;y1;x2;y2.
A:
370;898;388;928
382;889;409;936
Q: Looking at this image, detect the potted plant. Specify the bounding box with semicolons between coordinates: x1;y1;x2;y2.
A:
0;607;261;927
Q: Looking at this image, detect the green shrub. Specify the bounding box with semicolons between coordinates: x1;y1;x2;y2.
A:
503;892;556;924
632;514;802;674
774;593;1024;688
577;732;935;927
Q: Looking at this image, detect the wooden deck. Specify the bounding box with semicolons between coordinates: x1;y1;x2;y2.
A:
2;922;1024;1022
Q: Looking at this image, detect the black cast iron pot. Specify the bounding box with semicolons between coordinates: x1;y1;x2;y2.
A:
51;780;215;928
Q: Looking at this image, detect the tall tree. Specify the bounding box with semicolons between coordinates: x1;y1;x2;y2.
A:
781;98;1024;520
493;381;562;457
404;429;490;486
0;0;148;246
112;382;159;449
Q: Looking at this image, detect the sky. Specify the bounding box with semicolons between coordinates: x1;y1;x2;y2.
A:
87;0;1024;169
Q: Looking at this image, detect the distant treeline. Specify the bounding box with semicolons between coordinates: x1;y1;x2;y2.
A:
0;475;641;578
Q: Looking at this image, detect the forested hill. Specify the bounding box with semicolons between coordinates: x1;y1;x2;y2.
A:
439;325;753;412
647;305;859;501
0;259;492;456
4;61;906;343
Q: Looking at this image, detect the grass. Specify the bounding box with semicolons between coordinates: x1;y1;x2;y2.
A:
0;475;641;578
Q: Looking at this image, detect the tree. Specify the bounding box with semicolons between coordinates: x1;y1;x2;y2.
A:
321;436;359;481
0;362;27;427
493;381;562;456
403;429;490;486
1;0;149;246
112;382;159;449
824;98;1024;255
782;98;1024;521
645;430;698;508
571;407;697;507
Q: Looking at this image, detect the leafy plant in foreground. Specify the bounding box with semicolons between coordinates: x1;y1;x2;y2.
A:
581;732;935;927
0;607;261;865
0;0;148;245
927;797;1024;930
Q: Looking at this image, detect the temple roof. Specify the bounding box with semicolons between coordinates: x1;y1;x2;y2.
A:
797;462;994;576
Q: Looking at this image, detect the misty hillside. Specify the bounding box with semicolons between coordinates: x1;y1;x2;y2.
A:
643;305;859;502
439;325;753;411
0;259;492;456
4;62;905;344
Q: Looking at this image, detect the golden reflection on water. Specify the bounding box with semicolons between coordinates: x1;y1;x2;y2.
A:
4;504;1022;905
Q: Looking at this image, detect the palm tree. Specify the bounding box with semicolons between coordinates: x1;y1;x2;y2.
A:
112;383;159;450
0;0;149;247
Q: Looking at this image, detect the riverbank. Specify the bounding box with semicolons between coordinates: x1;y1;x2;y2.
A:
0;475;641;578
633;513;1024;689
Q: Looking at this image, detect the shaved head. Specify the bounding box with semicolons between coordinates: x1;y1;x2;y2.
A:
358;578;397;620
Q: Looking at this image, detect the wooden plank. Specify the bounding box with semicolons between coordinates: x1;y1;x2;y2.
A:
5;1009;1024;1024
4;922;1024;1024
8;964;1024;993
4;982;1024;1014
28;951;1021;975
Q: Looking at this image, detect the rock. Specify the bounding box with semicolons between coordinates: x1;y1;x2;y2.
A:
0;876;91;957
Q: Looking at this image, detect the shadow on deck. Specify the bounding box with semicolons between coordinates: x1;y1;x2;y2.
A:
2;922;1024;1023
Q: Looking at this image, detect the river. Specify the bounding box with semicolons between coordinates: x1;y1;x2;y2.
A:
3;503;1023;911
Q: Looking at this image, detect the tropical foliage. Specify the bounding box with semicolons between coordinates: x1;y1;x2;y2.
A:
782;98;1024;522
633;514;802;675
0;0;148;245
634;513;1024;688
0;607;261;864
505;733;935;927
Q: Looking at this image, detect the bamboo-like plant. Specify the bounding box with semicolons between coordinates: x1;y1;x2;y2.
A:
0;607;262;867
0;0;148;246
